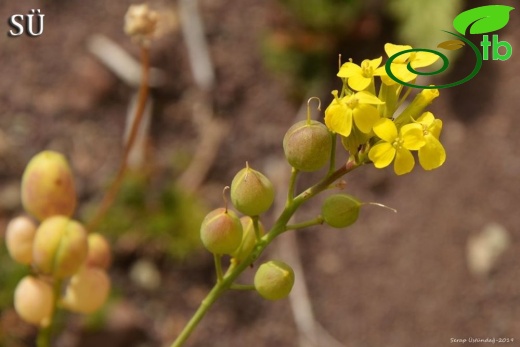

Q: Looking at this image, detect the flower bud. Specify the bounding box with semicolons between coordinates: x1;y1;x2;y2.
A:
5;216;37;265
283;120;332;172
230;164;274;216
254;260;295;300
61;266;111;314
124;4;159;43
200;208;243;255
321;194;361;228
85;233;112;269
33;216;88;278
14;276;54;327
21;151;76;221
232;217;265;263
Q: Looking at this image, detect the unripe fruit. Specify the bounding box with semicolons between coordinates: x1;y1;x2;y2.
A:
254;260;295;300
321;194;361;228
232;217;265;263
200;208;243;255
5;216;37;265
21;150;76;221
33;216;88;278
230;164;274;216
85;233;112;269
14;276;54;327
61;266;111;314
283;120;332;172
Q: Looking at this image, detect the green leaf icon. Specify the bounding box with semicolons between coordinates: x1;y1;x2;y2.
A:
437;40;465;51
453;5;514;35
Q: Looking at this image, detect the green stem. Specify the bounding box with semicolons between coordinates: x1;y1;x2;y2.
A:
214;254;223;283
230;283;256;291
252;216;261;242
286;168;299;206
169;159;360;347
37;279;62;347
286;216;324;231
328;133;337;176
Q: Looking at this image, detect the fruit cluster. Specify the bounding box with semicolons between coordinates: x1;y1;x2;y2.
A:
6;151;111;326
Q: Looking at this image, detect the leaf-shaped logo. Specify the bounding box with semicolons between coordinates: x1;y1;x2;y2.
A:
437;40;465;51
453;5;514;35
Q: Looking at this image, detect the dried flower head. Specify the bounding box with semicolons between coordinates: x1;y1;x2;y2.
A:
124;4;159;44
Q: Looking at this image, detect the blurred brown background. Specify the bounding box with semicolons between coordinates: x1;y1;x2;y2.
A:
0;0;519;346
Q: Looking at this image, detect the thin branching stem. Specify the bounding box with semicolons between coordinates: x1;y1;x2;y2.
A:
87;46;151;232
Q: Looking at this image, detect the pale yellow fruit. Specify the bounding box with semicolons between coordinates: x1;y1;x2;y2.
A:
32;216;88;278
61;266;111;314
5;216;37;265
14;276;54;327
85;233;112;269
21;150;76;221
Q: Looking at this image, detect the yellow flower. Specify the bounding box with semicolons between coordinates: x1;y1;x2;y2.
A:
324;90;384;137
383;43;440;84
337;57;387;91
368;118;425;175
416;112;446;170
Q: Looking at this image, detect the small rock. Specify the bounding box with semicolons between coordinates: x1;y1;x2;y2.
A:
467;223;510;278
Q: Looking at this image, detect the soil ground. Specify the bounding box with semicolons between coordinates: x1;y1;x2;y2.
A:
1;1;520;347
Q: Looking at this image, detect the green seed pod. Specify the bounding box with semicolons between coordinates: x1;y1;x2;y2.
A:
232;216;265;263
21;151;76;221
321;194;361;228
32;216;88;279
254;260;295;300
14;276;54;327
230;164;274;216
5;216;37;265
200;208;243;255
283;120;332;172
61;266;111;314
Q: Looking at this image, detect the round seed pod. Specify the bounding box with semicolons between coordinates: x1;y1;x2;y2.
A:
232;216;265;263
200;208;243;255
85;233;112;269
5;216;37;265
61;266;111;314
32;216;88;279
21;151;76;221
230;165;274;216
14;276;54;327
321;194;361;228
283;120;332;172
254;260;295;301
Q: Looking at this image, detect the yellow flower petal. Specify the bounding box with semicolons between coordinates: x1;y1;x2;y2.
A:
394;148;415;175
353;104;379;134
337;62;362;78
348;74;372;91
410;51;440;68
417;111;435;125
372;118;397;143
373;65;388;77
401;123;426;150
385;43;412;63
324;102;352;137
367;56;383;70
430;119;443;139
387;63;416;82
418;135;446;170
369;142;395;168
355;91;384;105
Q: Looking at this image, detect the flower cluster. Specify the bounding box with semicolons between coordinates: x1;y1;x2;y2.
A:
324;43;446;175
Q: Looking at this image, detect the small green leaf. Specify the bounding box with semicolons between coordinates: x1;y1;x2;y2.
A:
453;5;514;35
437;39;465;51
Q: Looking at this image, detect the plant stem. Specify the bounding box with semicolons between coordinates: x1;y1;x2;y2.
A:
169;159;360;347
87;45;151;232
36;279;62;347
286;216;324;231
214;254;223;282
286;168;299;206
